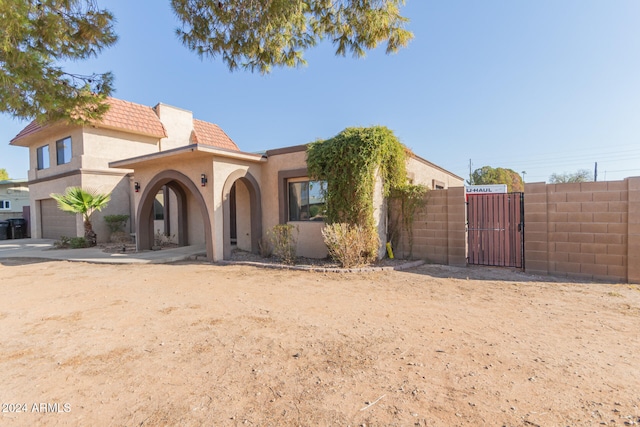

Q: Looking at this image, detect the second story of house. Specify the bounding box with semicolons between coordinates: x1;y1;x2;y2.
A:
9;98;239;182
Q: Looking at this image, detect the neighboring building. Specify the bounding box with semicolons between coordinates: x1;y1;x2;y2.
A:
10;97;464;260
0;179;30;222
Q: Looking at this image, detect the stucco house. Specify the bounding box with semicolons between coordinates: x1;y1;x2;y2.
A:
0;179;30;222
10;97;464;261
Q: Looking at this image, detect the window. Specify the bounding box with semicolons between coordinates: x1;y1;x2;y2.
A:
433;179;445;190
37;145;50;170
56;136;72;165
153;191;164;220
288;180;326;221
0;200;10;210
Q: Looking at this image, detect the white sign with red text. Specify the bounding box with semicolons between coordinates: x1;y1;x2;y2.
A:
465;184;507;195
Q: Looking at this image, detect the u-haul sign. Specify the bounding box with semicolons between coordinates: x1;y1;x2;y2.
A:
465;184;507;195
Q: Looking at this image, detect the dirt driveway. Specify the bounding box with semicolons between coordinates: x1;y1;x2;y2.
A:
0;259;638;426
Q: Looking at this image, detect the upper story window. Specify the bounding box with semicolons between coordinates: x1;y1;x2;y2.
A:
56;136;72;165
288;179;326;221
37;145;50;170
0;200;10;210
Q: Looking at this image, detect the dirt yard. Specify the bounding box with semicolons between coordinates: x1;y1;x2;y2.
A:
0;259;638;426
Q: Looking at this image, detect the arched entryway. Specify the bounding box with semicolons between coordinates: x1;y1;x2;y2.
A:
137;170;213;260
222;170;262;259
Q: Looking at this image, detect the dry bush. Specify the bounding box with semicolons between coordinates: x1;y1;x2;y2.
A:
322;223;378;268
268;224;298;264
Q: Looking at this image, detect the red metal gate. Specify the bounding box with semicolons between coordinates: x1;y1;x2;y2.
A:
467;192;524;268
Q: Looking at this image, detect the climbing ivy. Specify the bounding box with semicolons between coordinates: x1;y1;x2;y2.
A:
389;183;429;258
307;126;408;260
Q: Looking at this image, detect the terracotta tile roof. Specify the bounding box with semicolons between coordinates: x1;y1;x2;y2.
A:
99;98;167;138
191;119;240;151
10;98;167;144
10;120;43;143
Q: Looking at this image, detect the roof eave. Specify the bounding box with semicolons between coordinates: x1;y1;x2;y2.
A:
88;123;167;139
109;144;265;169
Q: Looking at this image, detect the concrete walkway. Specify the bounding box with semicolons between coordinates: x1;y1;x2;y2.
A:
0;238;207;264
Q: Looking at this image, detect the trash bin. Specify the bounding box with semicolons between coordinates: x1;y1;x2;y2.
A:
7;218;26;239
0;221;8;240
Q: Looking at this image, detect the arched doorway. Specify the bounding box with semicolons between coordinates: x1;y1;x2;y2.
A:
222;170;262;259
137;170;213;260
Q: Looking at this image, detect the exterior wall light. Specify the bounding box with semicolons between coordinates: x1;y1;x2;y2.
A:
201;174;208;187
134;182;140;192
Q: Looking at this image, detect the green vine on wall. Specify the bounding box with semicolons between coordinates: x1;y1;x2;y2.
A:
307;126;409;260
389;183;429;258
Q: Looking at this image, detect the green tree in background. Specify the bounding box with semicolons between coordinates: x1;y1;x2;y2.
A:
549;169;593;184
470;166;524;192
0;169;9;181
171;0;413;73
50;187;111;246
0;1;117;124
1;0;411;123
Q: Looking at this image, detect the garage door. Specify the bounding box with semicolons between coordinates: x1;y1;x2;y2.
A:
40;199;77;239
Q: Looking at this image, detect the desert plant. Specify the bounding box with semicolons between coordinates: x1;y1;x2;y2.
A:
154;229;176;247
69;237;88;249
322;223;379;268
53;236;71;249
50;187;111;246
109;231;131;244
258;236;273;258
268;224;298;264
104;214;129;233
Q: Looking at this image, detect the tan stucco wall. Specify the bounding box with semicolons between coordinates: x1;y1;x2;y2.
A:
28;171;131;242
131;154;215;251
28;174;83;238
81;127;159;170
407;157;465;189
27;127;84;182
80;172;133;243
260;149;330;258
212;157;263;260
261;150;308;231
155;104;194;151
20;124;160;241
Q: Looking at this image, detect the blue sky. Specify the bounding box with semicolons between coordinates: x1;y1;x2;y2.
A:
2;0;640;183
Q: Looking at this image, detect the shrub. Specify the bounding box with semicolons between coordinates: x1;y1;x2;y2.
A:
322;223;379;268
54;236;71;249
154;229;175;247
110;231;131;244
268;224;298;264
258;236;273;258
69;237;88;249
104;214;129;233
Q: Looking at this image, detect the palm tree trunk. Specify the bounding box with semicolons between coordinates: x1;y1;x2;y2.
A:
84;219;97;246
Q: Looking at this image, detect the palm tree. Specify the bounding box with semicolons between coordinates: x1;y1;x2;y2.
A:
50;187;111;246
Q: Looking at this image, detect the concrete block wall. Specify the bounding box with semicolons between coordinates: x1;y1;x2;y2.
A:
394;187;466;266
525;178;640;283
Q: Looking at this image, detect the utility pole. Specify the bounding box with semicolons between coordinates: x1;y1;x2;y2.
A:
594;162;598;182
469;159;473;184
521;171;526;183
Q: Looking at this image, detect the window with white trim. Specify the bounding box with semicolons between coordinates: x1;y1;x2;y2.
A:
0;200;11;210
288;179;326;221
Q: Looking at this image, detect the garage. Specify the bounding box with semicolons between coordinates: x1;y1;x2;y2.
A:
40;199;77;239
